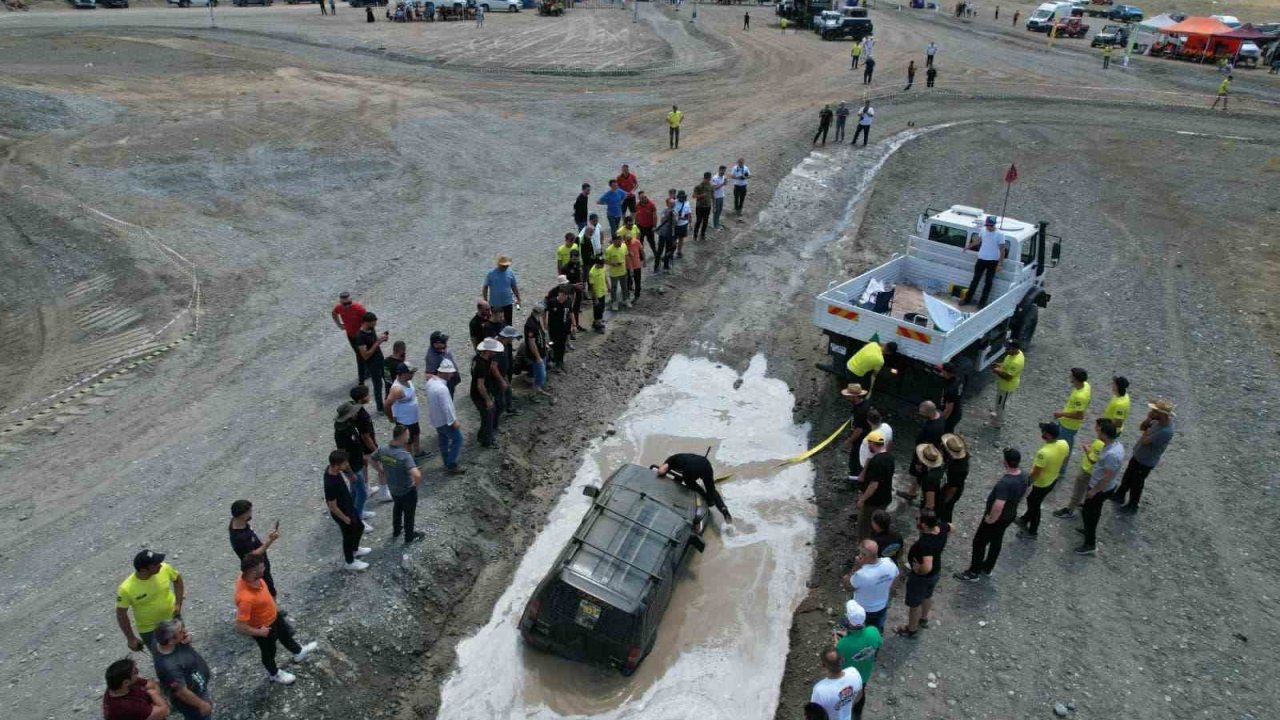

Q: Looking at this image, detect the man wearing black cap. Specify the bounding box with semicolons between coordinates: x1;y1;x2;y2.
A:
116;550;185;651
384;363;424;458
424;331;462;398
961;216;1009;308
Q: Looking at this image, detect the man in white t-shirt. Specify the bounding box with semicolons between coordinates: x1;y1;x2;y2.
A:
810;647;863;720
730;158;751;217
857;408;893;468
843;539;899;632
710;165;727;231
851;101;874;147
962;215;1010;307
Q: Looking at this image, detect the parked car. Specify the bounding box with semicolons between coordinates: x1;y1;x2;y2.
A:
99;0;130;7
519;464;708;676
168;0;218;6
1051;17;1090;37
1237;41;1262;67
478;0;520;10
1091;23;1129;46
70;0;96;7
1107;4;1142;22
348;0;389;7
821;15;874;40
233;0;273;5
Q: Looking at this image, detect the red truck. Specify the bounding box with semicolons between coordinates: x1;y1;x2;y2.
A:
1052;17;1091;38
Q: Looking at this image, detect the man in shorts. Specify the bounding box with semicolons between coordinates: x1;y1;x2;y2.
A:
897;512;950;637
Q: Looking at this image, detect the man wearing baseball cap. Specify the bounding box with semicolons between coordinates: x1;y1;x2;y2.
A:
116;550;184;652
424;331;461;399
961;215;1009;308
855;430;894;540
384;363;424;459
425;360;465;475
835;599;881;718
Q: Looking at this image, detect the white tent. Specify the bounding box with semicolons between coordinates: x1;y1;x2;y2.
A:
1132;12;1183;53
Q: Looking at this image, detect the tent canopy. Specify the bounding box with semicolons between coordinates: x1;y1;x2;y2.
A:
1136;12;1182;32
1217;23;1273;41
1160;16;1235;35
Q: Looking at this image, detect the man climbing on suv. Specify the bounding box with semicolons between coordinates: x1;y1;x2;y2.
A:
655;453;733;523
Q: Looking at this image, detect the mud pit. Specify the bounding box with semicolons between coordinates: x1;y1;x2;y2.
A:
439;355;814;719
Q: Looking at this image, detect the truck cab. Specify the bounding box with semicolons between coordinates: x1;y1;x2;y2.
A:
813;205;1062;404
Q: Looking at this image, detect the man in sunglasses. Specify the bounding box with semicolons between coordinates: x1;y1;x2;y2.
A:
330;291;368;384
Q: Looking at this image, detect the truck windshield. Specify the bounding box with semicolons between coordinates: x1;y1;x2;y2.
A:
1031;10;1051;19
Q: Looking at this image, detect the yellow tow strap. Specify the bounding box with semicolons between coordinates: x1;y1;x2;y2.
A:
777;420;849;467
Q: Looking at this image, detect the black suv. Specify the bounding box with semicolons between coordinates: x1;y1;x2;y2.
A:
519;464;707;675
821;16;874;41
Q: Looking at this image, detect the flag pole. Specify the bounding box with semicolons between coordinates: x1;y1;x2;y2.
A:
999;163;1017;230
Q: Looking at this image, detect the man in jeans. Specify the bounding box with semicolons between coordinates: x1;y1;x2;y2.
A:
955;448;1027;582
1077;419;1123;555
372;424;425;544
596;179;627;238
1112;399;1175;513
710;165;727;230
426;360;465;475
234;555;318;686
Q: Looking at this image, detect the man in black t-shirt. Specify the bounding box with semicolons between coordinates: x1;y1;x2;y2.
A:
335;385;377;528
228;500;279;597
841;383;873;479
856;431;894;539
324;449;370;570
657;453;732;523
356;312;389;413
956;448;1028;582
545;287;573;371
898;513;951;636
939;433;969;524
940;362;964;433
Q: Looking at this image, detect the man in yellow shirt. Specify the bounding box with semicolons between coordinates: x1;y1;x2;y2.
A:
844;335;897;393
1103;375;1131;433
603;236;630;312
1211;75;1232;110
588;257;609;333
851;40;863;70
556;232;579;274
667;105;684;150
1052;417;1106;520
615;217;641;305
1016;422;1070;538
1052;367;1091;482
116;550;185;651
989;339;1024;428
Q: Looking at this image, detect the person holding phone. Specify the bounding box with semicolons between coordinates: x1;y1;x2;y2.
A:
228;500;281;598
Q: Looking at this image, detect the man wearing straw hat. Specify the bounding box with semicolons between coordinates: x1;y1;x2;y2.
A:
939;433;969;524
841;382;873;480
482;255;522;327
1111;399;1176;514
914;443;946;514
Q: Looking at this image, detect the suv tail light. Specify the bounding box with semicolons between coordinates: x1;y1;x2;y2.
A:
520;599;542;629
624;645;642;671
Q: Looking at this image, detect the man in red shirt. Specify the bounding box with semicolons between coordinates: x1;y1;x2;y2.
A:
616;164;639;217
102;659;168;720
634;190;658;257
330;291;368;384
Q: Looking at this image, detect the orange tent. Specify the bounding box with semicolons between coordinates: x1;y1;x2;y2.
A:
1159;17;1235;35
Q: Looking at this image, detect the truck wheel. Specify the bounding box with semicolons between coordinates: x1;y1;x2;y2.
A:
1017;307;1039;348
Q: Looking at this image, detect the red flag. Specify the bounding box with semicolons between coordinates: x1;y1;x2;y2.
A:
1005;163;1019;184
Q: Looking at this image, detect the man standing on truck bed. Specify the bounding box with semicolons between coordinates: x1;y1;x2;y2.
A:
961;215;1009;308
656;453;733;523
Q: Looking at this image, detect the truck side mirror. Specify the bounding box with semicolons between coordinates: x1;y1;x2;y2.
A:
916;214;926;234
1050;239;1062;267
582;486;600;498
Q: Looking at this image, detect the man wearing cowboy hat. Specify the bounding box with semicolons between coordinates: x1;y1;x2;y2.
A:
1016;422;1070;539
939;433;969;524
961;215;1009;308
469;338;507;449
496;326;522;418
482;256;522;327
424;359;465;475
855;430;894;539
914;443;946;514
841;382;873;480
1112;399;1176;514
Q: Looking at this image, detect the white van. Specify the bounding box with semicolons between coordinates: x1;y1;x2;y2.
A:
1026;1;1074;32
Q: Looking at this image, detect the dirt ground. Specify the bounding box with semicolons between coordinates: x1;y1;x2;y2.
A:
2;3;1280;720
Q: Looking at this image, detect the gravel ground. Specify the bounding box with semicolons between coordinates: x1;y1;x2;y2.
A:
1;5;1279;720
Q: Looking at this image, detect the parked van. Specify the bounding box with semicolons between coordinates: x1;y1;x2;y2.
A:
1026;1;1075;31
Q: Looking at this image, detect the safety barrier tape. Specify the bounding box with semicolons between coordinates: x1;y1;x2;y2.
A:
778;420;850;467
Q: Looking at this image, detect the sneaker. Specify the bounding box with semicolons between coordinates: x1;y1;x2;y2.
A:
354;547;372;557
1052;508;1076;519
345;559;369;571
293;641;318;662
954;570;981;583
361;510;376;518
1117;505;1139;514
447;466;467;475
1014;517;1029;532
271;670;296;685
1074;544;1097;556
362;521;374;532
405;530;426;544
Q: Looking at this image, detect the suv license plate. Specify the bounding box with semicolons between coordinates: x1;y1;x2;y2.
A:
575;599;602;629
829;342;847;356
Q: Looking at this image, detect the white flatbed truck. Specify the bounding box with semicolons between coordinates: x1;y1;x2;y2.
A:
814;204;1062;404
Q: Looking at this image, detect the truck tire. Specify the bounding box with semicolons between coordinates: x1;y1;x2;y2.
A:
1017;306;1039;348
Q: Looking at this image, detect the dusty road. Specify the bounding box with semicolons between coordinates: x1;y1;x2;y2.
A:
2;3;1279;719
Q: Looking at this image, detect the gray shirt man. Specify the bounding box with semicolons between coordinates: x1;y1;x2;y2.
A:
1132;421;1174;467
372;445;416;497
1090;440;1125;491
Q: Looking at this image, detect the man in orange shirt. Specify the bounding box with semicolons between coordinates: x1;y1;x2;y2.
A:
625;226;645;304
235;555;317;686
330;291;368;384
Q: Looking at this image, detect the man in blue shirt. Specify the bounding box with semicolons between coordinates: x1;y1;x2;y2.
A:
597;180;628;238
482;255;522;326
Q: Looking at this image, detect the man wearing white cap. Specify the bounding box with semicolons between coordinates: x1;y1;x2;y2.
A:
470;338;506;449
835;599;880;720
425;361;465;475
